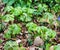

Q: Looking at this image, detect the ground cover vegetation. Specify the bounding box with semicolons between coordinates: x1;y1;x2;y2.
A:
0;0;60;50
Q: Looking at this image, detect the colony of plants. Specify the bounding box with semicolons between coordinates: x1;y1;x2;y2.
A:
0;0;60;50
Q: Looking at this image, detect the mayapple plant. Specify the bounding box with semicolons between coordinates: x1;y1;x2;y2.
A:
4;41;19;50
18;7;34;22
4;6;34;22
39;12;54;24
2;14;14;22
4;24;21;39
36;26;56;41
26;22;56;41
26;22;37;33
